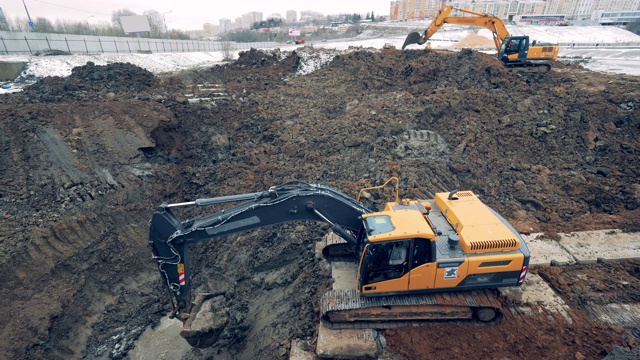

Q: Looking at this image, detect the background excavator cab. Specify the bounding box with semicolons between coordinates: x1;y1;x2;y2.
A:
499;36;529;64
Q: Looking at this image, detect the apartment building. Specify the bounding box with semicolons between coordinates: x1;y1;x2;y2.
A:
546;0;640;20
286;10;298;23
300;10;325;22
219;18;232;32
390;0;640;22
241;11;263;29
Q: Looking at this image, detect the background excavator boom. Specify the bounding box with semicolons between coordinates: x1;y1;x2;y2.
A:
402;5;559;73
403;5;509;52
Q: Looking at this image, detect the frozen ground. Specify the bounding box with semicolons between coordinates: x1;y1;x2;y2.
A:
1;24;639;94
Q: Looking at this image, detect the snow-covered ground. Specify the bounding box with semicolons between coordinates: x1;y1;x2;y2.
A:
1;24;639;94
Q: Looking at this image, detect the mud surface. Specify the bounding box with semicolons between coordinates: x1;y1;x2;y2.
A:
388;261;640;359
1;46;639;359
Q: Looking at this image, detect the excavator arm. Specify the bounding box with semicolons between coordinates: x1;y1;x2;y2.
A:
148;181;373;319
402;5;509;51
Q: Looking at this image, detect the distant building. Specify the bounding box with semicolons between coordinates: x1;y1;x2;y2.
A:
203;23;212;37
513;14;567;26
241;11;263;29
595;10;640;26
286;10;297;23
220;18;232;32
203;23;222;37
389;0;640;23
300;10;324;22
390;1;401;20
186;29;204;39
267;13;282;20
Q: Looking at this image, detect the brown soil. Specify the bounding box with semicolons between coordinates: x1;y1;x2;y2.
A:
387;261;640;359
0;46;639;359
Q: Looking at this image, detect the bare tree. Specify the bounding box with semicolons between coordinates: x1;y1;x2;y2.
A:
10;17;30;32
221;42;235;61
143;10;164;38
95;22;125;36
111;9;137;28
34;17;55;33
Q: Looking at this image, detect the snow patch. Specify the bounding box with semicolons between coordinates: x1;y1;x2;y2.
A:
295;47;344;76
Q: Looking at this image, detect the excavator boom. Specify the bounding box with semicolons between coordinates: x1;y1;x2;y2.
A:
149;181;372;319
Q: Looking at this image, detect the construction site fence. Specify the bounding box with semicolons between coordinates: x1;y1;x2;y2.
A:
429;38;640;48
0;31;276;55
557;42;640;48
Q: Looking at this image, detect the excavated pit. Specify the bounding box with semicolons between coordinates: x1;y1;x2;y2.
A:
0;46;639;359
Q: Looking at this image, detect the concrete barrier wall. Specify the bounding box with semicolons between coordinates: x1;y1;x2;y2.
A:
0;61;26;80
0;31;276;54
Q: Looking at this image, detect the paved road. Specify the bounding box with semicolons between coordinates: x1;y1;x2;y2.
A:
558;47;640;75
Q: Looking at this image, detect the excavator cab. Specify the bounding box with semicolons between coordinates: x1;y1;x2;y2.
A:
359;237;435;295
498;36;529;64
356;206;440;296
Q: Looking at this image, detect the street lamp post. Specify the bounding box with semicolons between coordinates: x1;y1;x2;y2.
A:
85;15;94;35
162;11;173;36
22;0;34;31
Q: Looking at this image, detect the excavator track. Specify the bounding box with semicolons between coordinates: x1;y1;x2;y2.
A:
321;231;355;260
321;288;502;329
507;62;551;74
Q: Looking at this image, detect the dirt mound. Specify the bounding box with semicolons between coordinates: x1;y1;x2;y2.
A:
16;62;161;103
70;61;157;90
452;32;495;48
195;48;300;91
1;46;639;360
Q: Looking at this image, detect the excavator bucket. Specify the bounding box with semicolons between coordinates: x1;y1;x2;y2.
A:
179;293;230;348
402;32;424;49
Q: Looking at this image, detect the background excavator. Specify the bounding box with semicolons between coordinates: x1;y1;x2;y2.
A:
402;5;559;73
149;178;530;346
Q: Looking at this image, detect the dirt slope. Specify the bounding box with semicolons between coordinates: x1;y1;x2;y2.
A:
0;46;638;359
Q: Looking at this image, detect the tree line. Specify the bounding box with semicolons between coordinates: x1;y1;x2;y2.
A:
1;8;383;41
4;8;190;39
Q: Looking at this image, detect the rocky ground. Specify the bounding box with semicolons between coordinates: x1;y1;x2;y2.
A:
0;44;639;359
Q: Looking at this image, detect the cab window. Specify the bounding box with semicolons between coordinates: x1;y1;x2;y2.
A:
362;240;412;285
364;215;394;235
412;238;430;267
506;39;522;54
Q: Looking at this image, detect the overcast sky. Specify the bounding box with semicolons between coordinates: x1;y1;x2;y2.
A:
1;0;390;30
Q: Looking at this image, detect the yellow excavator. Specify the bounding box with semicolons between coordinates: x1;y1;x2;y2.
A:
402;5;559;73
149;178;530;346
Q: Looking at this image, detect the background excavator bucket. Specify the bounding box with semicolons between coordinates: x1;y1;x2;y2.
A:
179;293;230;348
402;32;424;49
